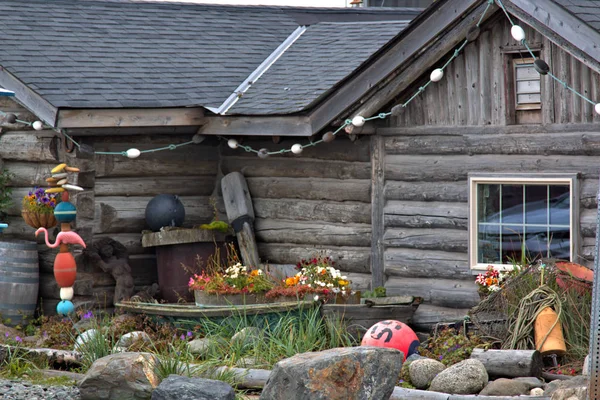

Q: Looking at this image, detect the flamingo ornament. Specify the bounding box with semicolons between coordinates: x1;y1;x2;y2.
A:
35;227;86;248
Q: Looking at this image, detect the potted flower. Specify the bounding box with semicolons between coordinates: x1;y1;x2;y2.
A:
189;262;275;307
265;255;358;303
21;187;59;229
475;265;502;299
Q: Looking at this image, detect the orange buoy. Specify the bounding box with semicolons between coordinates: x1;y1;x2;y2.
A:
53;252;77;288
534;307;566;355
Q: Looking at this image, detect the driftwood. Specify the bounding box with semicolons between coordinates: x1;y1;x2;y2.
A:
470;348;543;378
0;344;82;366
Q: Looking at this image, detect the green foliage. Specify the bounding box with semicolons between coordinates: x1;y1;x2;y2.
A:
153;340;198;381
0;345;37;379
200;221;231;234
363;286;386;298
418;328;489;366
0;168;12;218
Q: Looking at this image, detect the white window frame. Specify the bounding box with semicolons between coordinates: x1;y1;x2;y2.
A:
468;173;579;272
514;57;541;110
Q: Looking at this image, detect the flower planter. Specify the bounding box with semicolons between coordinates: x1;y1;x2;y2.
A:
194;290;270;308
22;209;57;229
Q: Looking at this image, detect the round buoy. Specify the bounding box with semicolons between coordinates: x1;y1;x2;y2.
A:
54;201;77;223
54;252;77;288
56;300;75;316
361;320;419;361
145;194;185;232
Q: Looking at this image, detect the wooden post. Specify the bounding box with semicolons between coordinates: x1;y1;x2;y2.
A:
470;348;543;378
221;172;261;267
370;135;385;289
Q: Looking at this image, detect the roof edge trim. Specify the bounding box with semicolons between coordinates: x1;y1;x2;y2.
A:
217;26;307;115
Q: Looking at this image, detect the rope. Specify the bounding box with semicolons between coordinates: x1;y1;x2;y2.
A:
503;285;562;350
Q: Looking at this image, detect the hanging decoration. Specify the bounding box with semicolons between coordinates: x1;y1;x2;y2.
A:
36;163;87;316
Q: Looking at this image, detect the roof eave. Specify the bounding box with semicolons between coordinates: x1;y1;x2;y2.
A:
56;107;206;129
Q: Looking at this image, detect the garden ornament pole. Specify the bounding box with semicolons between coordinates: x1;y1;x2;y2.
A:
588;174;600;397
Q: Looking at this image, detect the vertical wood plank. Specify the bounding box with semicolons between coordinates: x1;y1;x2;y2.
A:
581;59;593;123
541;36;555;124
491;23;505;125
465;41;480;125
425;78;437;126
447;59;458;126
455;53;468;125
592;68;600;123
370;135;385;290
436;54;449;126
479;29;492;125
570;53;582;123
555;46;569;124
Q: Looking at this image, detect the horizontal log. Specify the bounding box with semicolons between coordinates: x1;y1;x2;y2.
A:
95;152;217;178
385;132;600;156
255;219;371;247
258;243;370;274
4;161;57;187
0;132;57;162
385;180;468;203
222;157;371;180
581;178;599;209
0;344;82;366
384;201;468;230
253;198;370;224
410;304;470;332
385;154;600;181
385;248;470;279
247;177;371;203
221;137;370;162
95;176;216;197
94;196;214;234
385;277;479;309
379;123;600;136
384;228;468;252
470;348;543;378
581;208;596;238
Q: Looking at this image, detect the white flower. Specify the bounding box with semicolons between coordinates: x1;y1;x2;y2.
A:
327;283;333;288
333;288;340;293
257;270;264;275
489;285;501;292
341;276;347;280
307;284;311;287
314;295;319;301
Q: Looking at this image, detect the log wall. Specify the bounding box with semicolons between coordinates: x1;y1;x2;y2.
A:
220;136;373;290
379;12;600;324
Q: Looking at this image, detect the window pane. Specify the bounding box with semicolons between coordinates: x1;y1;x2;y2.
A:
548;229;570;260
478;223;500;263
501;185;523;224
524;225;548;259
517;93;541;104
516;80;541;93
501;224;524;263
516;65;538;79
549;185;570;225
477;184;500;223
525;185;548;225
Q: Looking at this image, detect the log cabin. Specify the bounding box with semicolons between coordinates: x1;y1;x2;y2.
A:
0;0;598;327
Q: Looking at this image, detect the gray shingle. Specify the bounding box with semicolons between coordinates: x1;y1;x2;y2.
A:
553;0;600;34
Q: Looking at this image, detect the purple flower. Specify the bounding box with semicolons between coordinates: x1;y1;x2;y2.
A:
43;331;48;338
186;331;193;338
15;336;22;343
82;311;93;320
4;332;9;338
438;355;443;360
180;334;185;340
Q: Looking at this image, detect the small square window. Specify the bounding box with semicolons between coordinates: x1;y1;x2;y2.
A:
469;174;578;271
514;58;541;110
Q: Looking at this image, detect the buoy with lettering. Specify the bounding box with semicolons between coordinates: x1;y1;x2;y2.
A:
361;320;419;361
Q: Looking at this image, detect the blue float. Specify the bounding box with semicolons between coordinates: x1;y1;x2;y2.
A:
56;300;75;315
54;201;77;223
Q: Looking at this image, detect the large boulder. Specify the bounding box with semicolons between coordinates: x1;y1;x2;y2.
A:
479;378;531;396
151;375;235;400
79;352;160;400
260;346;403;400
408;358;445;389
429;359;488;394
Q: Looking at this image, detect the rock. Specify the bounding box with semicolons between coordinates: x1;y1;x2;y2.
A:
151;375;235;400
260;346;403;400
429;359;488;394
512;376;545;390
79;352;160;400
187;338;213;357
405;353;426;364
583;355;589;376
116;331;151;348
544;376;588;400
231;327;262;348
479;378;531;396
74;329;101;351
531;387;545;396
408;358;445;389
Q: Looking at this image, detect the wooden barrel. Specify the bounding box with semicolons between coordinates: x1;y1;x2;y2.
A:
0;239;39;326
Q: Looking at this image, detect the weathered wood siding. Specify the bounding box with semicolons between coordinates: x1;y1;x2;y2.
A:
220;136;373;290
379;13;600;321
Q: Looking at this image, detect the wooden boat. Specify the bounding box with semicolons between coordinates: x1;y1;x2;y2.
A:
115;300;316;330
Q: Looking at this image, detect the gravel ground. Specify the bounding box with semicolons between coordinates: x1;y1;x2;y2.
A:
0;378;80;400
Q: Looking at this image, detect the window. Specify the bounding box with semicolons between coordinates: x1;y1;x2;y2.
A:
469;174;578;271
514;57;541;110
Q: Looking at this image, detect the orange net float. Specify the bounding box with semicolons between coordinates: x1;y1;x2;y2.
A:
53;252;77;288
361;320;419;361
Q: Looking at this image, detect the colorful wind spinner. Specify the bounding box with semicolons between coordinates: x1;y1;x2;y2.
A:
38;163;86;315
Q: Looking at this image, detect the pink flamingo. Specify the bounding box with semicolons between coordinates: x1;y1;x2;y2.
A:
35;227;86;248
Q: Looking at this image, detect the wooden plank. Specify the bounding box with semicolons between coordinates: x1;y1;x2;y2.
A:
200;116;312;137
570;52;582;123
141;228;226;248
385;248;470;279
57;107;205;128
384;132;600;156
253;198;370;224
385;154;600;182
541;36;554;125
222;157;371;180
411;304;470;331
555;45;569;124
254;219;371;247
95;153;218;178
465;41;480;126
257;243;370;274
371;135;385;289
580;56;593;124
94;196;213;234
385;181;467;203
95;176;215;197
248;178;371;203
378;123;600;136
478;29;492;126
385;276;479;309
384;200;468;230
5;161;57;187
0;133;57;162
384;228;468;252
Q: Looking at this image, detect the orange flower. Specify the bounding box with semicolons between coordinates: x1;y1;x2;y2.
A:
250;270;260;276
